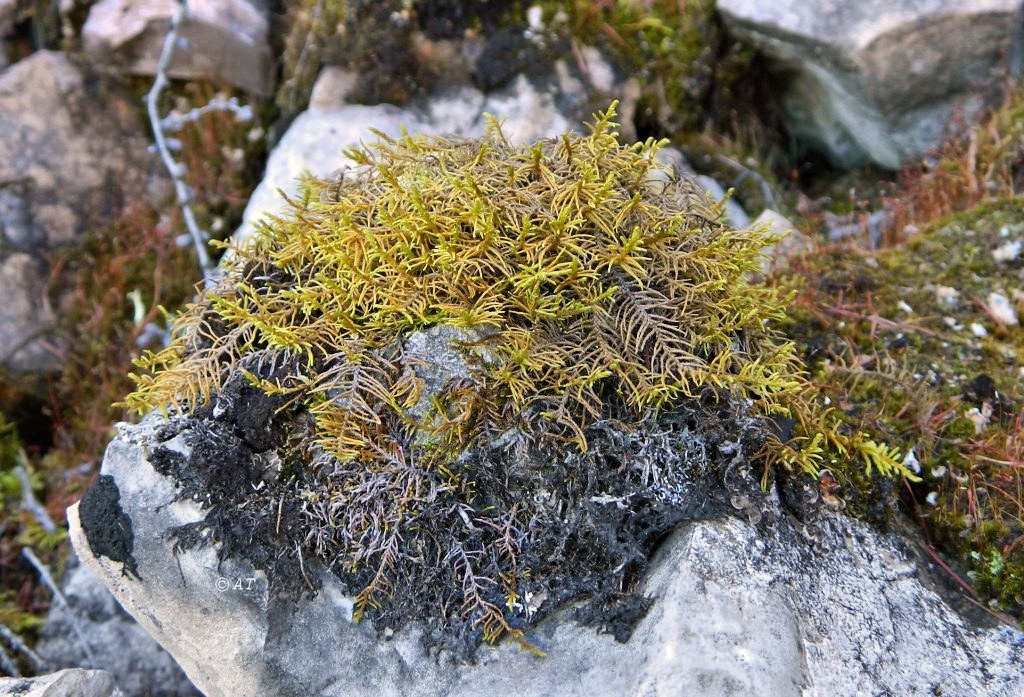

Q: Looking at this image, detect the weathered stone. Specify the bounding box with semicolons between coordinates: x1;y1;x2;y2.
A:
0;252;53;374
234;61;604;244
0;668;123;697
0;0;29;40
83;0;274;96
0;50;164;249
718;0;1022;168
72;413;1024;697
752;208;813;273
35;553;199;697
0;50;166;374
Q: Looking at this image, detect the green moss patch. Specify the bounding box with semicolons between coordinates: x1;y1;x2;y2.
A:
783;197;1024;621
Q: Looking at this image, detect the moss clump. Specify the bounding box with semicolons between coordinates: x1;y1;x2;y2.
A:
124;107;904;650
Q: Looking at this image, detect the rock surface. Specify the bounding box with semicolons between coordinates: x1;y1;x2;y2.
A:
72;414;1024;697
751;208;813;273
0;253;54;374
0;51;165;373
82;0;274;96
718;0;1022;168
0;668;123;697
34;553;199;697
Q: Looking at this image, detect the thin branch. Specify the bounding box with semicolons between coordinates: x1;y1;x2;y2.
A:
714;153;779;209
21;548;96;669
0;638;18;677
0;624;46;674
14;459;56;535
159;96;253;131
145;0;214;284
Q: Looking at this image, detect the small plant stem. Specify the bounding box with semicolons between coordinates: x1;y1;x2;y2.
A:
0;624;45;673
14;455;56;535
145;0;215;284
22;547;97;669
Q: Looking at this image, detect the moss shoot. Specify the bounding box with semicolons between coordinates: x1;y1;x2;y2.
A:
123;107;909;652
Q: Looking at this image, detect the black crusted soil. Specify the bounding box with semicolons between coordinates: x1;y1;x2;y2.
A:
137;365;796;659
78;474;139;579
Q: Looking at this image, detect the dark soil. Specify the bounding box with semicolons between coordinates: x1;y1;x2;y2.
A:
133;354;790;659
78;475;139;579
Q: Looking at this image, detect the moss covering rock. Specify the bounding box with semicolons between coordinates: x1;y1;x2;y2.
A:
121;107;907;651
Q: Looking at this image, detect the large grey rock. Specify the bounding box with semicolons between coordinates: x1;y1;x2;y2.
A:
83;0;274;96
234;60;604;245
71;413;1024;697
0;50;166;374
718;0;1022;168
0;668;123;697
0;50;164;249
35;553;199;697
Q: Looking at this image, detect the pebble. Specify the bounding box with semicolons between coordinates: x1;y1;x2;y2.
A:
987;292;1018;325
992;240;1021;262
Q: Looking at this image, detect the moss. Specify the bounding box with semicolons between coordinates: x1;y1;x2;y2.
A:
973;548;1024;610
123;107;906;650
780;195;1024;622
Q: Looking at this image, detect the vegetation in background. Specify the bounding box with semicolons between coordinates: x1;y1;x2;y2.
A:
0;72;269;666
775;89;1024;623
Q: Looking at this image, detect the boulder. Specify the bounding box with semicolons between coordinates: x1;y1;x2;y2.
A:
0;51;166;373
71;413;1024;697
34;553;199;697
234;59;605;244
0;668;123;697
82;0;274;96
718;0;1022;168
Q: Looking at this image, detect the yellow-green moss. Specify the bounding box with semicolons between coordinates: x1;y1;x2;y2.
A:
124;107;909;645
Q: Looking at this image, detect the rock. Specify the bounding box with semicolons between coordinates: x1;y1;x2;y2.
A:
0;50;166;373
0;668;123;697
401;325;494;425
71;414;1024;697
34;552;199;697
0;51;164;249
0;0;29;40
234;59;608;244
82;0;274;96
694;174;750;229
751;209;813;273
0;253;54;374
718;0;1022;169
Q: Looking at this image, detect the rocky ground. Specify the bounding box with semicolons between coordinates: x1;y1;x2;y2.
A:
0;1;1022;695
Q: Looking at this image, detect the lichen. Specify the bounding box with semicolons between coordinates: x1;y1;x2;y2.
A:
123;106;907;651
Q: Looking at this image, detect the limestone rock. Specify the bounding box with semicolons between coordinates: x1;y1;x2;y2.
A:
751;209;813;273
72;414;1024;697
0;50;164;249
35;553;199;697
0;253;54;374
83;0;274;96
0;50;166;373
718;0;1022;168
234;60;604;245
0;668;123;697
